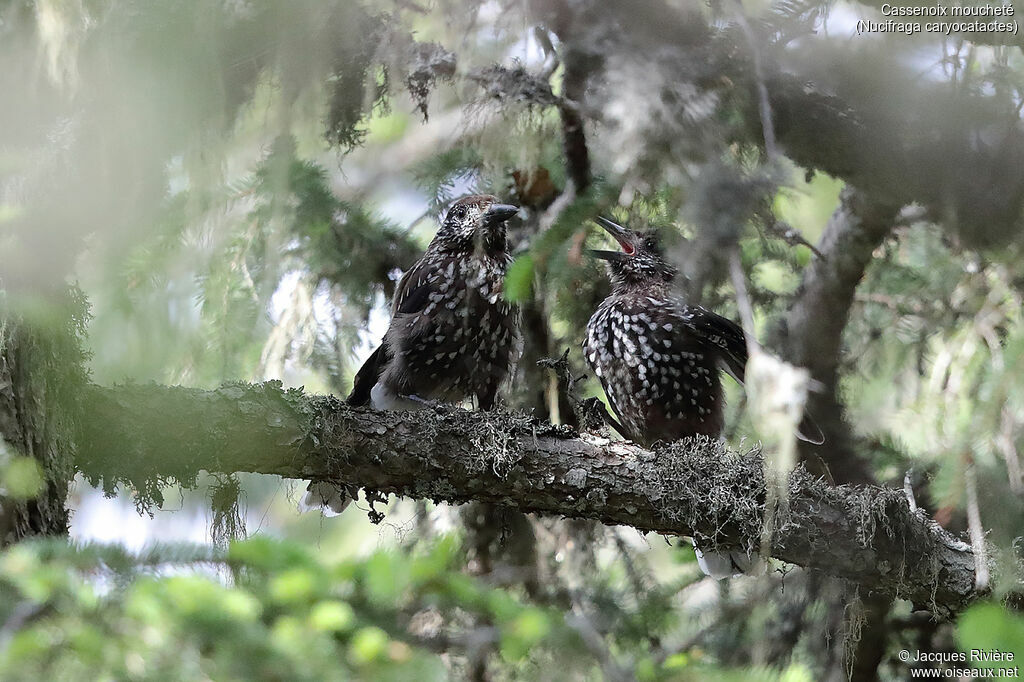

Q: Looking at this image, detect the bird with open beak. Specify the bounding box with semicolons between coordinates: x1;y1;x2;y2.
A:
584;215;746;445
583;214;822;578
584;215;822;446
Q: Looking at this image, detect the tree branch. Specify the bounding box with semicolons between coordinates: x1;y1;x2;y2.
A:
75;381;981;616
557;46;591;195
781;187;898;485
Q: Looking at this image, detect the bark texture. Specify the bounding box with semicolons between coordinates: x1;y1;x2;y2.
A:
781;188;898;485
0;295;89;541
76;381;980;616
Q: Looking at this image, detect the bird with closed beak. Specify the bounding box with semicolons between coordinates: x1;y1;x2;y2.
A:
302;195;520;514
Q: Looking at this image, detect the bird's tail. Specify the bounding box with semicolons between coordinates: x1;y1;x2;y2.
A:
299;482;353;516
797;410;825;445
308;345;387;515
347;344;388;406
694;542;762;580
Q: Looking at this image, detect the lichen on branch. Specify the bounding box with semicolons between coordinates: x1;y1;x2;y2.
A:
75;380;980;616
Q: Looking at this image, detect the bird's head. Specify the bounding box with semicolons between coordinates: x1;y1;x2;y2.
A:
434;194;519;254
589;215;676;290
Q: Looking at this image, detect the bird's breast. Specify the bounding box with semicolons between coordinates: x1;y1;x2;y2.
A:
584;296;724;443
396;255;517;401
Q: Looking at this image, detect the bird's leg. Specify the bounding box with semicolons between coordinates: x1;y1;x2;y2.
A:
537;349;630;437
599;405;629;440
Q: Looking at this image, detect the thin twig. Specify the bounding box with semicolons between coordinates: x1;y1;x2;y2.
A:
553;28;591;194
0;601;47;648
764;220;825;259
964;460;990;591
534;27;560;80
728;250;757;348
567;591;635;682
732;0;778;159
998;406;1024;495
903;470;918;512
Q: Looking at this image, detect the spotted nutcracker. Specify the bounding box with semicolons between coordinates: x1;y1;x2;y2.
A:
303;195;520;513
584;215;821;578
583;215;747;445
584;215;822;447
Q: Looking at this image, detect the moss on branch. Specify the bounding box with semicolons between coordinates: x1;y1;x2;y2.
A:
76;381;980;616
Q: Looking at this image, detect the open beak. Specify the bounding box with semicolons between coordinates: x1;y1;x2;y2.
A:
482;203;520;226
589;215;635;260
588;249;628;262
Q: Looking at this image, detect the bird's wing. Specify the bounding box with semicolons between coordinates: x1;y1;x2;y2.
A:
602;387;632;439
686;306;748;385
684;305;825;445
584;303;637;441
391;256;439;316
347;256;437;406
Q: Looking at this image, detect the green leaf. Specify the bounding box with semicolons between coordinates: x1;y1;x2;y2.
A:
512;607;550;643
221;589;262;621
349;626;389;666
635;656;657;681
500;607;551;662
780;663;815;682
751;261;798;295
663;652;690;669
269;568;322;605
794;244;812;267
228;537;314;573
5;458;43;499
410;534;459;586
309;601;355;633
363;552;409;607
957;603;1024;665
504;255;535;303
270;615;305;652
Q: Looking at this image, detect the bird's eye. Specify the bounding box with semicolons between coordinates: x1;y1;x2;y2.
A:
451;205;467;220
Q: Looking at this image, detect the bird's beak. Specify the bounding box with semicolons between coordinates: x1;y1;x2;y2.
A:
482;203;520;226
592;215;636;255
587;249;628;262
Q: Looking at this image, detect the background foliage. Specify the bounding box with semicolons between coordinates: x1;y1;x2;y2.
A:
1;0;1023;679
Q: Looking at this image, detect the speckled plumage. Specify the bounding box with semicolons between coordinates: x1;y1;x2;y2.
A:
304;196;519;515
584;217;746;447
583;216;820;579
348;195;520;410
